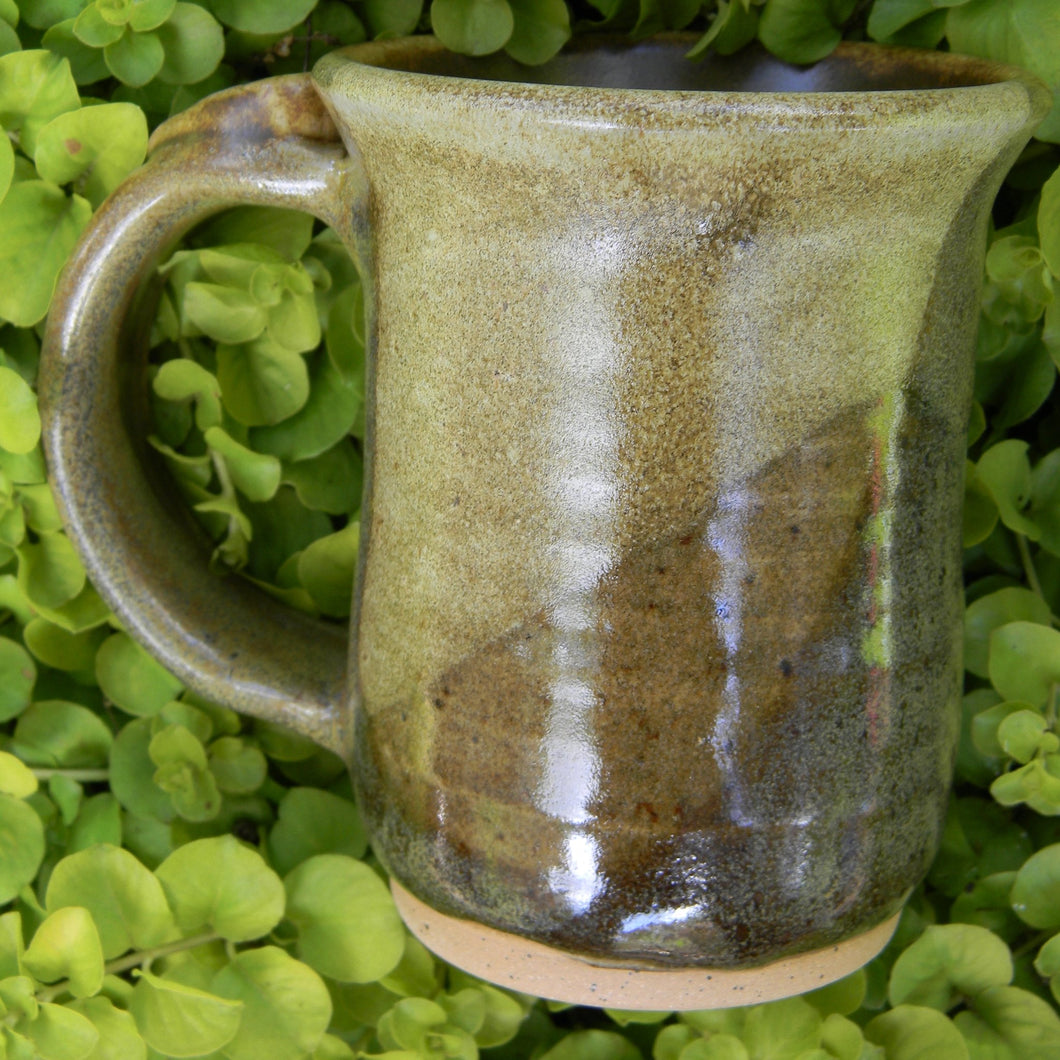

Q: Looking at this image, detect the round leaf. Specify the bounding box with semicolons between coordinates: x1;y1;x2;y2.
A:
13;700;112;768
210;946;332;1060
296;521;358;618
67;996;147;1060
284;854;405;983
268;787;367;877
129;969;243;1058
865;1004;969;1060
0;636;35;722
33;102;149;210
109;717;177;823
23;906;105;999
0;49;81;156
103;27;163;86
888;924;1013;1011
23;618;105;675
0;752;37;799
431;0;514;54
45;845;177;959
757;0;846;64
216;338;310;427
16;1002;99;1060
505;0;570;64
538;1030;643;1060
155;835;285;942
0;180;92;326
207;0;316;33
964;588;1052;679
16;529;86;610
954;985;1060;1058
96;632;184;717
0;793;45;904
206;737;266;795
203;427;281;503
1011;844;1060;928
0;366;41;454
989;621;1060;708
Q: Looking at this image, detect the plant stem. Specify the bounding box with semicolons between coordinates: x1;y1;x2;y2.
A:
36;931;221;1003
30;768;110;783
1017;532;1047;600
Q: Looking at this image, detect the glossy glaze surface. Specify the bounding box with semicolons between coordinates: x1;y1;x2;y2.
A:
315;37;1048;967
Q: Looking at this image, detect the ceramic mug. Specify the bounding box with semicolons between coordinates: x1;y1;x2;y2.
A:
40;34;1050;1009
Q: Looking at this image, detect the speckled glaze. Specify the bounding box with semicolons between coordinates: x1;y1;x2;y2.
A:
40;35;1050;1005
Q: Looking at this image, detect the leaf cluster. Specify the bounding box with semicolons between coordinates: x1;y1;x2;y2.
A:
1;0;1060;1058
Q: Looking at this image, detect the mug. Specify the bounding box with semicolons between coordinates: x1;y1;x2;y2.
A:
40;34;1050;1009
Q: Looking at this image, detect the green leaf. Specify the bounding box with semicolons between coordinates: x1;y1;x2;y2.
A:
804;969;867;1017
284;854;405;983
203;427;281;503
129;0;175;32
0;752;37;799
23;618;105;675
989;621;1060;707
0;367;41;455
976;440;1041;539
888;924;1013;1011
109;717;177;824
66;996;148;1060
210;947;332;1060
206;737;266;795
13;700;112;767
267;787;368;875
41;19;112;86
0;50;81;156
0;637;36;723
0;181;92;328
45;845;177;960
538;1029;642;1060
182;283;266;344
216;337;310;427
1042;167;1060;278
96;632;184;718
678;1037;749;1060
0;131;12;204
283;442;361;515
998;709;1058;763
74;3;125;45
129;969;243;1058
1011;844;1060;928
363;0;424;36
964;588;1053;678
0;794;45;905
971;700;1037;759
296;521;359;617
20;0;90;30
17;529;86;610
431;0;515;54
23;906;104;999
250;348;362;462
686;0;759;57
757;0;849;63
148;724;222;822
155;835;284;942
505;0;570;63
954;985;1060;1058
16;1002;99;1060
208;0;316;32
946;0;1060;142
153;359;223;432
103;27;163;86
867;0;936;39
68;793;123;853
865;1004;969;1059
33;102;149;210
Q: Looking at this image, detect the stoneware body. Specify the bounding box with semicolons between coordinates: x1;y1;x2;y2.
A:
39;35;1050;1008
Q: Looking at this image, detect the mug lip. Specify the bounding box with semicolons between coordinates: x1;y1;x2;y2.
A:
314;33;1052;132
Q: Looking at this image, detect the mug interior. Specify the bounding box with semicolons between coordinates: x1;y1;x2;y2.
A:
342;34;1022;95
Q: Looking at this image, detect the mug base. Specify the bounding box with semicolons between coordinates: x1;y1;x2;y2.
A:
391;880;900;1010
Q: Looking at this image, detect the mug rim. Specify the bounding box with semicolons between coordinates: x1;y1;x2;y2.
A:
314;33;1051;132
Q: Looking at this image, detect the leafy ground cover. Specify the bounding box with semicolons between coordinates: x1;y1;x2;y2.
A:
1;1;1060;1057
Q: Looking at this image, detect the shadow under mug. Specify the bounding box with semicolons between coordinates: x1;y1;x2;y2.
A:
39;34;1050;1009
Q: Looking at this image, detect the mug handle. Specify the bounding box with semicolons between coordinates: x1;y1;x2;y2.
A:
39;75;366;758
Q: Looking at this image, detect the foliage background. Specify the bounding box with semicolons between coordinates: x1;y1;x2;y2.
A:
1;0;1060;1057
